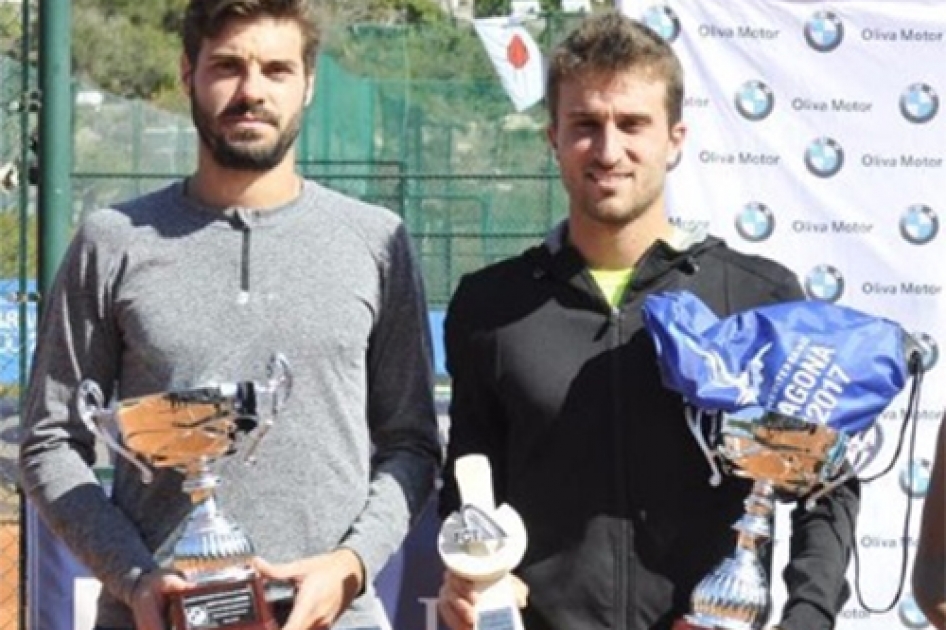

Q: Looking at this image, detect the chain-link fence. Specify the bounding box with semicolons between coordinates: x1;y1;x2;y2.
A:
69;14;595;307
0;1;34;628
8;13;581;628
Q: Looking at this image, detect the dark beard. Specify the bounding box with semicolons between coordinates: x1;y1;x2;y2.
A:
191;95;303;172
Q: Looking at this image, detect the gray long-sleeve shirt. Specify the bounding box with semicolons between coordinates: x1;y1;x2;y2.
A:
19;180;442;628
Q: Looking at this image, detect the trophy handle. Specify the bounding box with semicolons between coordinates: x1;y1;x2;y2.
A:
241;354;292;465
685;407;723;487
76;380;154;484
265;353;293;413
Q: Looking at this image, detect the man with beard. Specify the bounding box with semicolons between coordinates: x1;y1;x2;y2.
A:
19;2;441;630
437;11;857;630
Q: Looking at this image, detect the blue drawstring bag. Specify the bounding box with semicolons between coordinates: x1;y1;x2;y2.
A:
641;290;918;436
643;290;927;615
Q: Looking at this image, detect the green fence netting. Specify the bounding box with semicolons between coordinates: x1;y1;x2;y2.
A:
70;16;602;307
0;2;34;628
0;12;606;630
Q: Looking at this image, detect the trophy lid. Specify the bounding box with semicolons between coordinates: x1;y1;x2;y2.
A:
642;290;916;437
642;291;926;494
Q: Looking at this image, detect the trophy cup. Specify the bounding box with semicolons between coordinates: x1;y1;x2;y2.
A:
76;355;292;630
680;410;851;630
641;290;924;630
438;454;528;630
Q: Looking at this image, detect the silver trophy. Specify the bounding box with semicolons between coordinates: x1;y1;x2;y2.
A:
638;290;923;630
77;355;292;630
683;409;850;630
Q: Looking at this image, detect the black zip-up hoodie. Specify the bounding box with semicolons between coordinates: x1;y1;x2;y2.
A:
440;225;859;630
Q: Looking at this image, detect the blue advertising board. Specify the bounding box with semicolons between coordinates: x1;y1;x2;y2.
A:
0;279;36;385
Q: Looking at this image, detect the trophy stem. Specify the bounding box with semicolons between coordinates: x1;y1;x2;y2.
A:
173;463;255;584
687;480;774;630
734;480;774;550
182;460;219;505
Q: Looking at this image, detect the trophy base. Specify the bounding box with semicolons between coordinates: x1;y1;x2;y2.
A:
684;613;756;630
470;576;524;630
169;575;277;630
476;606;523;630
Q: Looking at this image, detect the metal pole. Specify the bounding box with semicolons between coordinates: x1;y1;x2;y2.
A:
544;10;556;229
17;5;32;629
27;8;72;630
37;0;73;297
17;0;32;399
132;98;142;196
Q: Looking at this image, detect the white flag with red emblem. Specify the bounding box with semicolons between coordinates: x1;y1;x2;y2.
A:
473;17;545;112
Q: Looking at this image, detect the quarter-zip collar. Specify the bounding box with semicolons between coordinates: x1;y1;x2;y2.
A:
233;210;252;303
530;219;722;296
171;179;316;303
173;179;312;229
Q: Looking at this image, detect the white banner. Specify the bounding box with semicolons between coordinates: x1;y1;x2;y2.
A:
626;1;946;628
474;17;546;112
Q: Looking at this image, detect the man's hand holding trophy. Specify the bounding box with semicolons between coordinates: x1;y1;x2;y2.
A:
438;454;528;630
642;291;925;630
76;354;292;630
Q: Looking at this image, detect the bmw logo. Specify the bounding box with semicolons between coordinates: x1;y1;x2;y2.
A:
913;332;939;372
900;204;939;245
735;202;775;242
734;80;775;121
804;264;845;302
804;11;844;52
804;137;844;178
899;594;931;629
900;83;940;124
849;423;884;474
642;4;682;42
900;457;932;498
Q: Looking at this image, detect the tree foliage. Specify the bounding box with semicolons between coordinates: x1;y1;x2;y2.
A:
0;5;24;59
72;0;188;109
68;0;599;107
475;0;560;18
69;0;461;110
316;0;447;25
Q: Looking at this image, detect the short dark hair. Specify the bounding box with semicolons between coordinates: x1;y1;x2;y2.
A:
182;0;321;74
546;12;684;127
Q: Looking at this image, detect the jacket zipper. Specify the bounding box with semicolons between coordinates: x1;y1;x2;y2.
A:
610;305;630;630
